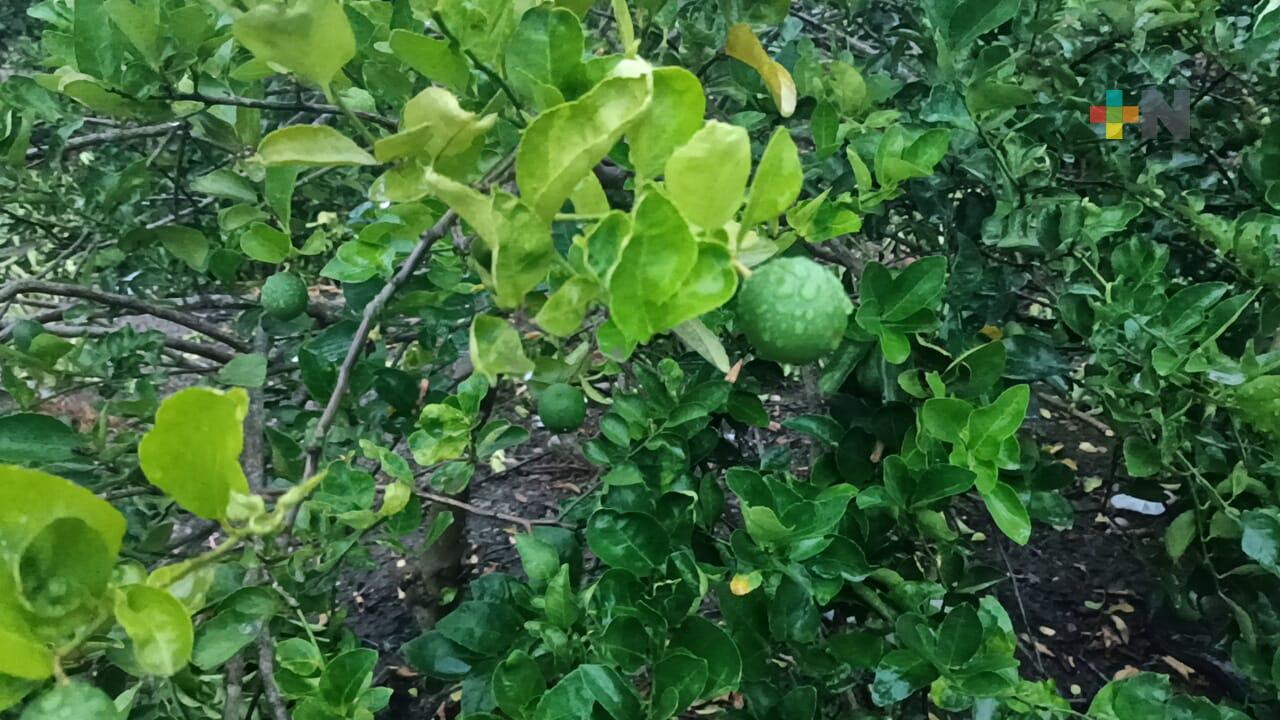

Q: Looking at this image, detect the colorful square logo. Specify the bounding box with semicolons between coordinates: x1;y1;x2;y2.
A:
1090;90;1140;140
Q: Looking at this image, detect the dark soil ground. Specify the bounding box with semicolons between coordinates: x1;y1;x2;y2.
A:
967;406;1243;710
337;396;1244;718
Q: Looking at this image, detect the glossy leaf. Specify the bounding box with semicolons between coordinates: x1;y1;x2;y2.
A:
258;125;376;167
232;0;355;92
586;509;668;576
982;482;1031;545
664;120;751;230
138;387;250;520
516;60;652;221
741;127;803;230
628;67;705;180
114;585;193;676
724;23;796;116
470;315;535;384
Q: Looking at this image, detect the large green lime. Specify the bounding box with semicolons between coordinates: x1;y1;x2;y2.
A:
736;257;852;364
538;383;586;433
261;272;309;321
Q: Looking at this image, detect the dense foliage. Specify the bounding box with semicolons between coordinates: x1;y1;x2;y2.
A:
0;0;1278;719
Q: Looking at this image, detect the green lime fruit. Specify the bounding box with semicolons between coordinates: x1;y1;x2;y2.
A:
261;272;309;320
736;256;852;364
11;319;45;352
538;383;587;433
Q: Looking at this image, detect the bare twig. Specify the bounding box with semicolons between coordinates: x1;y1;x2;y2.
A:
256;635;290;720
1035;391;1115;438
26;122;184;161
171;92;397;131
0;279;250;352
242;326;270;489
414;488;562;534
223;653;247;720
996;537;1048;679
300;210;458;479
39;323;236;363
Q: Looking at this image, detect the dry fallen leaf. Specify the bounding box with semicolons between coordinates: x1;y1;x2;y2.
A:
1113;665;1141;681
1070;684;1082;696
1039;408;1053;419
1038;625;1057;637
1162;655;1196;680
1079;441;1104;453
1060;457;1079;471
1034;641;1056;658
1107;601;1136;614
725;358;744;384
1101;625;1121;648
1110;614;1131;644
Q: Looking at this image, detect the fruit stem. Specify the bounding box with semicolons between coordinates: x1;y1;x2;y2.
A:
733;259;753;278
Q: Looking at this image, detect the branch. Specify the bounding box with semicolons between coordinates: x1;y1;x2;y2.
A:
26;122;184;161
40;323;236;363
0;280;251;352
301;209;458;479
171;92;398;131
256;635;291;720
283;153;515;544
1035;391;1115;438
222;652;247;720
414;488;563;534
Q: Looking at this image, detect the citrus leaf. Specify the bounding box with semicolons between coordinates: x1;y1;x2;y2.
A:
138;387;250;520
232;0;355;92
470;315;534;384
114;585;193;676
724;23;796;117
664;120;751;230
258;126;376;167
516;60;652;221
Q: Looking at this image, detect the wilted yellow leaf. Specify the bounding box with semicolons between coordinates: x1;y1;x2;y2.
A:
725;24;796;117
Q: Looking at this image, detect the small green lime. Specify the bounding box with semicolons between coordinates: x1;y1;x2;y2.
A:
736;257;852;364
261;272;309;320
538;383;586;433
10;319;45;352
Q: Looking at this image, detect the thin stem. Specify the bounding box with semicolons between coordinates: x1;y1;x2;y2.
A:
610;0;638;56
331;90;379;146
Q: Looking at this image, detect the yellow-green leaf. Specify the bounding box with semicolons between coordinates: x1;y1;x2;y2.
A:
0;465;127;559
258;125;376;167
516;59;653;221
374;87;495;164
470;315;535;383
725;23;796;117
232;0;355;92
113;585;193;676
139;388;250;520
628;66;706;181
414;169;554;309
664;120;751;230
741;127;803;230
389;29;471;93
